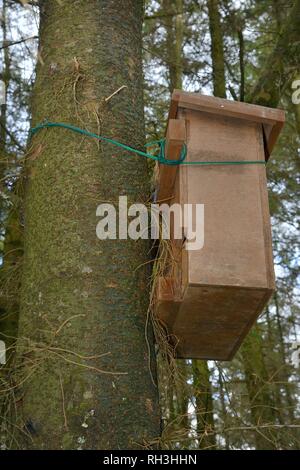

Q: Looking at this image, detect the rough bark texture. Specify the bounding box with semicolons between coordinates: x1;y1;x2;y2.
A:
207;0;226;98
13;0;160;450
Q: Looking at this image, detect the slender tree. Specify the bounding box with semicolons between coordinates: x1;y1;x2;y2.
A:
207;0;226;98
241;329;278;449
163;0;183;92
0;0;25;374
0;0;10;155
192;360;216;449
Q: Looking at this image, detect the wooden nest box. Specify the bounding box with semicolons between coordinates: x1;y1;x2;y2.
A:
156;90;285;361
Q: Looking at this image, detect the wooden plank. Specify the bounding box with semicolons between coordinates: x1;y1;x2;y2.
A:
171;286;273;360
167;91;180;122
157;118;186;202
263;121;285;156
170;89;285;123
156;283;274;360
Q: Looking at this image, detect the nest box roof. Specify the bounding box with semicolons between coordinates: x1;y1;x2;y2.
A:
169;90;285;160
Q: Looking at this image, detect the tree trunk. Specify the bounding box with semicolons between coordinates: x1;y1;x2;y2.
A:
217;366;229;450
238;26;245;102
241;328;277;449
163;0;183;92
273;292;295;424
13;0;160;450
0;0;15;349
207;0;226;98
0;0;10;155
192;360;216;449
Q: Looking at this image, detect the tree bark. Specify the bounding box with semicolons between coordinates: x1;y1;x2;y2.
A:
13;0;160;450
192;360;216;449
241;328;277;449
207;0;226;98
217;366;229;450
273;292;296;424
238;27;245;102
163;0;183;92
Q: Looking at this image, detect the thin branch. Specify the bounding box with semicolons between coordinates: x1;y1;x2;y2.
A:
59;374;68;431
0;36;38;51
105;85;128;103
7;0;38;6
0;122;25;152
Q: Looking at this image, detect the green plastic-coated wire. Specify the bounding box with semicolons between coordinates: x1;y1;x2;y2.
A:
30;122;266;166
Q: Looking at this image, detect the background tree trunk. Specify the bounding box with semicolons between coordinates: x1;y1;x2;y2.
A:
0;1;24;435
241;329;277;449
13;0;160;450
192;360;216;449
0;0;10;154
163;0;183;92
207;0;226;98
249;0;300;106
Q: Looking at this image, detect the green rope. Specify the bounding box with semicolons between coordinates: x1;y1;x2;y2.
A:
30;122;266;166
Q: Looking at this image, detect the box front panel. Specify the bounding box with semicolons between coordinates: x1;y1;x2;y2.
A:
181;108;274;290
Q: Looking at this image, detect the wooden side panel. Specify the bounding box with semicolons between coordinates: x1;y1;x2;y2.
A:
263;121;285;155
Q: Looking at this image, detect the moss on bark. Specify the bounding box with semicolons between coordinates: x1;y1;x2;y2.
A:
12;0;160;450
